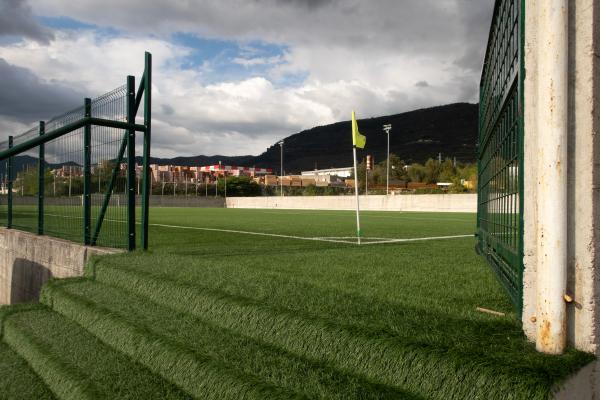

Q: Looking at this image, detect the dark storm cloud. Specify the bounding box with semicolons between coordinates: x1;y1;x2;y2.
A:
0;0;54;44
270;0;336;10
32;0;493;56
453;1;494;72
161;104;175;116
0;58;83;123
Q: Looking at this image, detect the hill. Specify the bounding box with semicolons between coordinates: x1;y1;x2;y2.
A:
3;103;478;175
145;102;478;173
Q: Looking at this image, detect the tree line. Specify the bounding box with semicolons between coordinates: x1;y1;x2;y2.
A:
354;154;477;193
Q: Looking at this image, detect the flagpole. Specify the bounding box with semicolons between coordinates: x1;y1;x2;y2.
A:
352;145;361;245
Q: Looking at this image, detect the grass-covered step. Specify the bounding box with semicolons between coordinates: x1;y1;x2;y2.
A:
0;306;191;400
42;279;419;400
87;261;594;400
40;279;305;400
0;341;56;400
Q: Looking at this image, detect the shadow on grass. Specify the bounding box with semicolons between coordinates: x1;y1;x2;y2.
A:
91;261;595;391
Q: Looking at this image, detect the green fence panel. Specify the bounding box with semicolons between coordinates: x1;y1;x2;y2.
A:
0;54;151;250
477;0;524;312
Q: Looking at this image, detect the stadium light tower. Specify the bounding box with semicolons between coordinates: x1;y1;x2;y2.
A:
279;140;284;197
383;124;392;195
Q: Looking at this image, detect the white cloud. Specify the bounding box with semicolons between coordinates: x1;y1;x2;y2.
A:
0;31;337;156
0;0;494;157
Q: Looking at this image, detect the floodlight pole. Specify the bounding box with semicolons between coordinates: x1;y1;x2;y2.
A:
279;140;284;197
383;124;392;195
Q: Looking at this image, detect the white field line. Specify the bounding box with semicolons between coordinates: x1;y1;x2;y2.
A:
150;222;473;246
150;223;357;244
358;234;474;246
44;213;474;246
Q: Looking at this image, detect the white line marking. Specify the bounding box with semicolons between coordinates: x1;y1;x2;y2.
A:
44;213;475;246
150;223;355;244
359;234;473;245
151;223;473;246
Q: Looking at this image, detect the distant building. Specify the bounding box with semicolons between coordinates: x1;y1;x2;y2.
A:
300;167;353;179
198;165;272;177
52;165;83;177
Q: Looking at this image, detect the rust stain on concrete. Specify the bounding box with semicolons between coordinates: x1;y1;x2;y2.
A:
540;319;553;348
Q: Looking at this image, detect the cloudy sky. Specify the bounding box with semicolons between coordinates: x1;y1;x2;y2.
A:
0;0;493;157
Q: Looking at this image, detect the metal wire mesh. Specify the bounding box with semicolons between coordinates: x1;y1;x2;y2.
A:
0;139;8;225
90;85;128;248
2;85;130;249
477;0;523;308
11;126;41;234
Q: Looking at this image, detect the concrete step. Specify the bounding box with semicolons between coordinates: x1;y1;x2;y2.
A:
41;279;303;400
1;307;191;400
43;278;411;400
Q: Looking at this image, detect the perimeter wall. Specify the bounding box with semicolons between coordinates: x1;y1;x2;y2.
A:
226;194;477;212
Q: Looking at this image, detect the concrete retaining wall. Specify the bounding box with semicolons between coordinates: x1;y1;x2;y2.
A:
0;228;118;304
226;194;477;212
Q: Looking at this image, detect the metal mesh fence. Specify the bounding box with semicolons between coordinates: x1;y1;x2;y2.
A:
11;126;40;234
0;52;151;251
0;140;8;225
90;85;128;248
477;0;523;309
1;85;130;249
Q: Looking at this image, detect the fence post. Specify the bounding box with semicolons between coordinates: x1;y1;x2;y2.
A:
7;136;13;229
38;121;45;235
126;76;136;250
141;52;152;250
83;98;92;245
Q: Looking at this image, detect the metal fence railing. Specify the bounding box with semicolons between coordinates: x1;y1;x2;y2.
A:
476;0;524;312
0;52;152;251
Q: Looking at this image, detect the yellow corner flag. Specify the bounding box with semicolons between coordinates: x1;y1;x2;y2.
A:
351;111;366;149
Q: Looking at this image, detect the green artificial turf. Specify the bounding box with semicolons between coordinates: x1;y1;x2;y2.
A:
0;208;595;399
0;341;55;400
0;305;190;400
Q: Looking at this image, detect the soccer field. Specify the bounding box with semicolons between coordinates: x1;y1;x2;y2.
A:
0;207;594;399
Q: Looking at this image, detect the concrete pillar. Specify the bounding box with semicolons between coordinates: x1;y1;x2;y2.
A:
534;0;569;355
523;0;600;355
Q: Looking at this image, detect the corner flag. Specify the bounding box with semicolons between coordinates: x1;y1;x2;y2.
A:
352;111;366;149
351;111;364;245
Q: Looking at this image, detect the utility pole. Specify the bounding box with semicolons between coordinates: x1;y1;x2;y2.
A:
365;155;373;196
279;140;284;197
383;124;392;195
